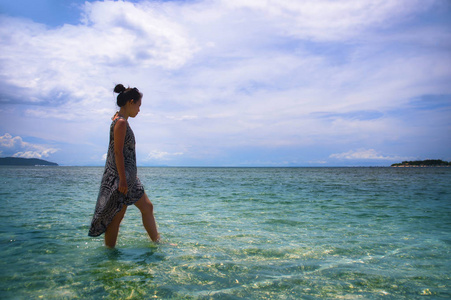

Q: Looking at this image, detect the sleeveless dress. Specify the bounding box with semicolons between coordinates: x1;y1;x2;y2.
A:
88;117;144;237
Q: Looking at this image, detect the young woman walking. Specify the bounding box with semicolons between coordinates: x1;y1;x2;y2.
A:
89;84;159;248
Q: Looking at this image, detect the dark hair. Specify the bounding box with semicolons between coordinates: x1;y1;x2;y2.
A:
114;84;143;107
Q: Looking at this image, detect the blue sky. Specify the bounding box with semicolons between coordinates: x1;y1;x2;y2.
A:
1;0;450;166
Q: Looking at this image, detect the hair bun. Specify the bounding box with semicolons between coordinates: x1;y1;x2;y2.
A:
114;84;126;94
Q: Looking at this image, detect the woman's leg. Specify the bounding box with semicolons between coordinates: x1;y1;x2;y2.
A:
134;193;159;242
104;205;127;248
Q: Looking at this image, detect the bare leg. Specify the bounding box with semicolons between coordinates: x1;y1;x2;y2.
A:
104;205;127;248
134;192;160;242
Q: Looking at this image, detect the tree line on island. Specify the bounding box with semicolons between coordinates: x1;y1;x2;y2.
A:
391;159;450;167
0;157;58;166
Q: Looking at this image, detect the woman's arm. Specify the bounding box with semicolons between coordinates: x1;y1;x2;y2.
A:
114;119;128;195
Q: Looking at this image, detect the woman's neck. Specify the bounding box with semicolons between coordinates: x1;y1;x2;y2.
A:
117;108;129;120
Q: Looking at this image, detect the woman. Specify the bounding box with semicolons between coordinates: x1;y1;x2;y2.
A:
89;84;159;247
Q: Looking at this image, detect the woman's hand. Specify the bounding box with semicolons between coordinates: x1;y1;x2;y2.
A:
118;178;128;195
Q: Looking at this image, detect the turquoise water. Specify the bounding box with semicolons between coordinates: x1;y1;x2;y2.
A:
0;166;450;299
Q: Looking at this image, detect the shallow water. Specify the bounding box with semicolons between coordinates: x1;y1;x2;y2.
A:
0;166;450;299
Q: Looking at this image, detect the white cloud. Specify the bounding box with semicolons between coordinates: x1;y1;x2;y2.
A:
222;0;434;41
146;150;184;161
82;0;198;69
0;133;58;159
0;0;197;113
0;133;22;148
329;149;407;161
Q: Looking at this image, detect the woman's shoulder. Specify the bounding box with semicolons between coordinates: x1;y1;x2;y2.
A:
111;116;128;131
113;117;127;127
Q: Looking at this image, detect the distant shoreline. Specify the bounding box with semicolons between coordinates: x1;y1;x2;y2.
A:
0;157;58;166
0;157;449;168
391;159;450;167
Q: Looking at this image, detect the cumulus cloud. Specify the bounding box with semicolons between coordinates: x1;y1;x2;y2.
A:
0;133;58;159
0;0;197;117
329;149;408;161
223;0;435;41
146;150;184;161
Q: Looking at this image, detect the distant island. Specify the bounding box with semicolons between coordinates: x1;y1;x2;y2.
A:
391;159;450;167
0;157;58;166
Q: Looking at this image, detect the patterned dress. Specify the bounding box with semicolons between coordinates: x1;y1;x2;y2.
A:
88;117;144;237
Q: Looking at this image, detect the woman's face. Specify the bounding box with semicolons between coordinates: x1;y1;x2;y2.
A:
129;99;141;118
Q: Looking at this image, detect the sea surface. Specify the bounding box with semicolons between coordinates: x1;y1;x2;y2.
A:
0;166;450;299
